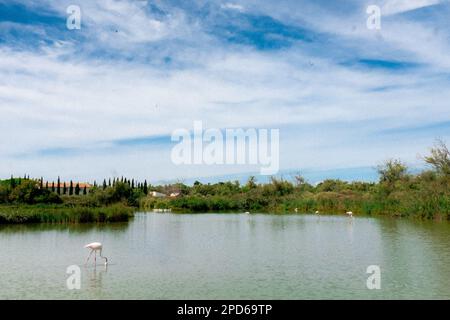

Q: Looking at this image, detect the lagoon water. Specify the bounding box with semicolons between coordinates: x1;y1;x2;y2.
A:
0;213;449;299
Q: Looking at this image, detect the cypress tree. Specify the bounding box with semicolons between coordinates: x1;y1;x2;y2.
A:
63;182;67;195
69;181;74;195
40;177;43;189
52;182;55;192
45;181;49;189
10;175;16;189
83;186;87;195
131;179;135;189
143;180;148;195
103;179;107;190
94;181;97;188
75;183;80;195
108;178;111;187
57;177;61;195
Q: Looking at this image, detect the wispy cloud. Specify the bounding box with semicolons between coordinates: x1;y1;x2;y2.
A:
0;0;449;181
381;0;442;15
220;3;245;12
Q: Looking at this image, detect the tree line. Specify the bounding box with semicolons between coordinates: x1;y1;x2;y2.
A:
1;140;449;220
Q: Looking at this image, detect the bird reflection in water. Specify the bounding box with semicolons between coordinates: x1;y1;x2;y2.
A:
87;263;108;290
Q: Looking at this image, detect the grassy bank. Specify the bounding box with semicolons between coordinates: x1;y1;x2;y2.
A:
0;204;134;224
140;189;450;220
138;141;450;220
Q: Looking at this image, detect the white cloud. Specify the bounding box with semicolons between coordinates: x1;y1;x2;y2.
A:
220;3;245;12
381;0;441;15
0;0;449;180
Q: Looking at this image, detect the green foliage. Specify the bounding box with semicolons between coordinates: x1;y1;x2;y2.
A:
0;204;133;224
1;141;449;221
143;180;148;195
377;159;408;184
57;176;61;195
424;139;450;176
8;180;62;204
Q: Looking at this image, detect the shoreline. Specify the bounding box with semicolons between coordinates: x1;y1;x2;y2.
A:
1;203;448;225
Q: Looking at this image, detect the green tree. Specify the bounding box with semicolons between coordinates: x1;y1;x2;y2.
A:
63;182;67;195
246;176;257;190
377;159;408;184
75;183;80;195
103;179;107;190
10;175;16;189
143;180;148;195
8;180;61;204
0;184;10;203
83;185;87;195
424;139;450;176
57;176;61;195
69;181;74;195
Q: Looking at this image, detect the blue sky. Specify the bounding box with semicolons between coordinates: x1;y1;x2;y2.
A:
0;0;449;184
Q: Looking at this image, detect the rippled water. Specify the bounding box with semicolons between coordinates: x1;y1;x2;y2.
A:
0;213;449;299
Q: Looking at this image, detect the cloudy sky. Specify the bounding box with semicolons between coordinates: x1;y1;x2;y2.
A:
1;0;449;184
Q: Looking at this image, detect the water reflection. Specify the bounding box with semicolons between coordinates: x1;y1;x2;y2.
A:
86;264;108;291
0;222;130;234
0;213;449;299
346;217;354;243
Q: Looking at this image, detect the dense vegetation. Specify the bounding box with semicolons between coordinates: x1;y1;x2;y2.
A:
0;140;449;223
142;140;450;220
0;179;142;224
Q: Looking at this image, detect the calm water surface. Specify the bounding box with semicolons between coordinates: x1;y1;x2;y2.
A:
0;213;449;299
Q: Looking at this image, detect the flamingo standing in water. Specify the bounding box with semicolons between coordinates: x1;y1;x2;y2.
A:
84;242;108;266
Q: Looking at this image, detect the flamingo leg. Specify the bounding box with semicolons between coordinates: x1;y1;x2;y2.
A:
94;250;97;266
85;249;94;265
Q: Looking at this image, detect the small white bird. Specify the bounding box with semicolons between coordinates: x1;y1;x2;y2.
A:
294;208;298;213
84;242;108;266
245;211;250;214
315;210;319;214
346;211;353;217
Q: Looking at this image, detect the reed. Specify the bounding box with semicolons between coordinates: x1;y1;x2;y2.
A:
0;204;134;224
